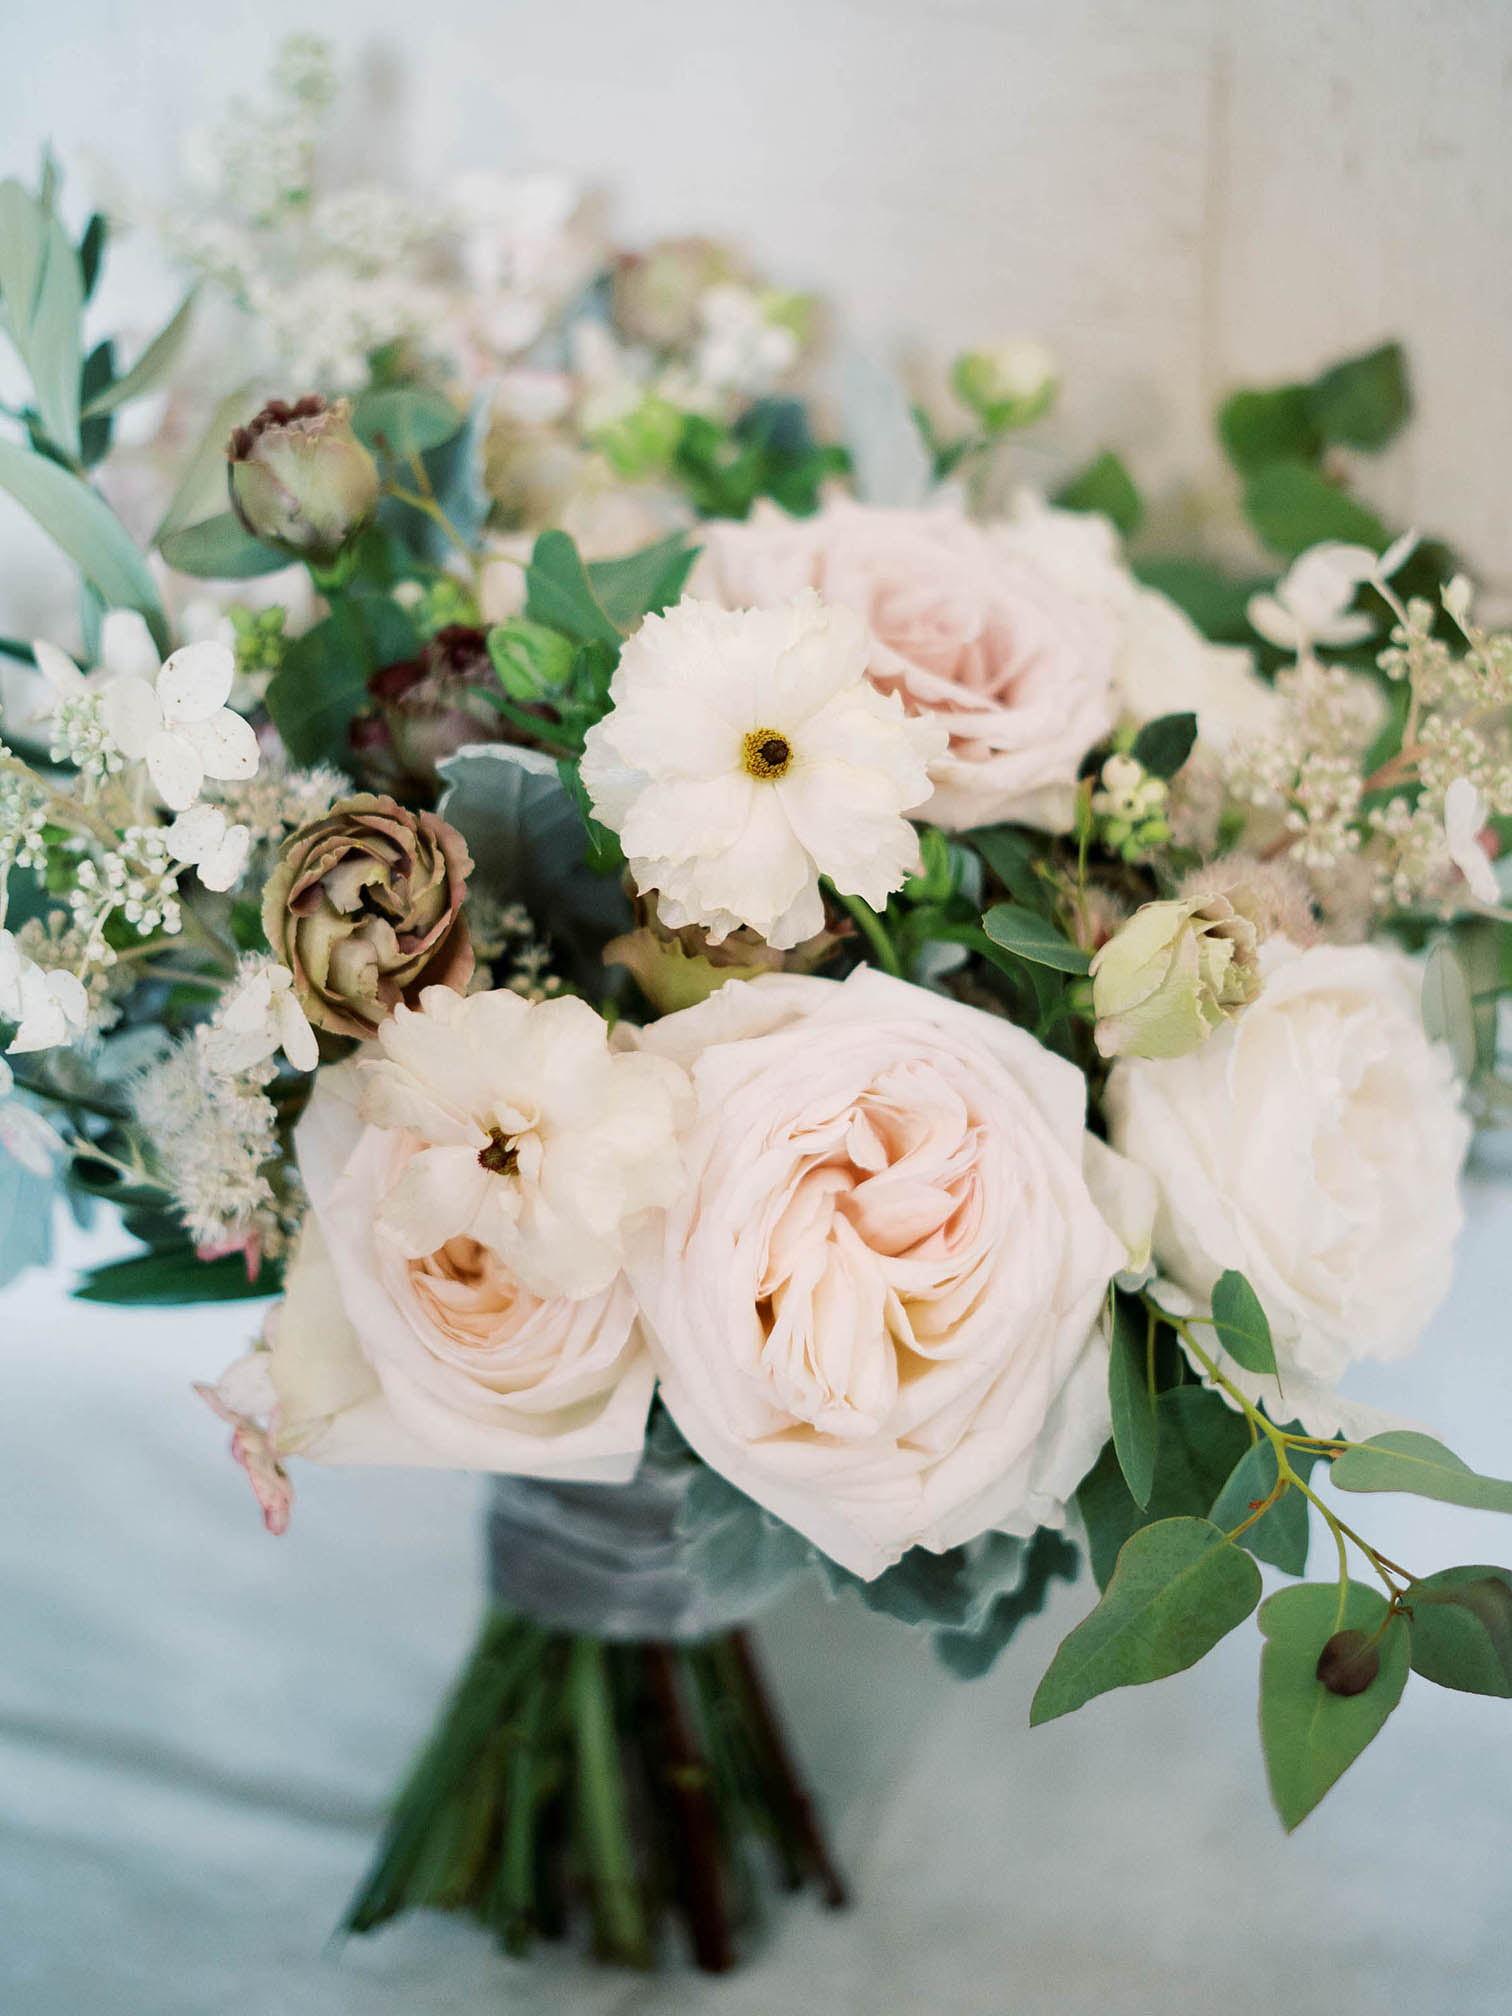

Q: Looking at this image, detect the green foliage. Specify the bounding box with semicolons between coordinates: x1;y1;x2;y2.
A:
1243;461;1390;559
524;530;624;647
1420;937;1477;1079
1129;711;1197;781
76;1240;282;1305
1030;1517;1261;1724
980;902;1090;974
1209;1436;1319;1576
487;618;577;700
1078;1382;1253;1589
1218;385;1322;478
0;176;84;458
81;291;196;419
77;211;106;300
1131;559;1269;645
966;825;1050;913
1209;1269;1278;1378
673;398;849;520
352;384;464;461
265;594;420;768
1053;450;1142;538
674;1462;817;1613
1309;343;1412;453
1107;1292;1157;1509
0;1136;57;1290
1329;1431;1512;1515
933;1530;1081;1679
1406;1567;1512;1698
1258;1580;1409;1830
158;511;289;580
586;533;698;630
0;437;166;648
77;339;115;468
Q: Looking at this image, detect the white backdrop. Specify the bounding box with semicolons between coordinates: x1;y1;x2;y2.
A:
0;0;1509;595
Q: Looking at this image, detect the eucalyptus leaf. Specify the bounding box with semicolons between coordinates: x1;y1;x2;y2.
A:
352;384;463;461
1029;1517;1261;1724
585;533;698;631
82;291;196;417
1406;1566;1512;1698
77;212;106;299
966;825;1050;912
1258;1580;1409;1830
1217;383;1321;476
1053;450;1142;538
1108;1292;1157;1509
266;596;419;769
27;212;84;458
981;902;1090;974
159;512;290;580
1329;1431;1512;1515
154;386;259;542
1308;343;1411;454
1209;1269;1277;1378
0;438;165;645
1131;559;1268;646
1242;461;1389;560
1078;1383;1253;1590
524;530;623;646
1209;1436;1316;1576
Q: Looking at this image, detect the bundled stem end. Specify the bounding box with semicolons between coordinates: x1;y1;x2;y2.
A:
342;1609;846;1976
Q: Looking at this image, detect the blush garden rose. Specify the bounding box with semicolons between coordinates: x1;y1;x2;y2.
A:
626;967;1149;1578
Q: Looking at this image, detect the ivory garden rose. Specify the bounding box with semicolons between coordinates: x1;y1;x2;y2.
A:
1106;939;1470;1434
627;967;1150;1578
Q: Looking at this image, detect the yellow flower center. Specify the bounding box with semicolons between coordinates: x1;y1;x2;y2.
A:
477;1127;520;1177
742;727;793;781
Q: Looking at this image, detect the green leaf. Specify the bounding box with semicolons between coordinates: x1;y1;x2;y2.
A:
352;384;463;461
1258;1580;1409;1830
1329;1431;1512;1515
78;339;115;467
1053;449;1142;538
1130;711;1197;780
82;291;196;417
585;533;699;631
1209;1269;1277;1377
981;902;1090;974
77;213;106;300
0;438;165;645
1242;460;1389;559
0;183;84;458
1308;342;1411;454
965;825;1049;913
76;1241;282;1305
266;596;420;768
1131;559;1267;645
1407;1566;1512;1698
524;530;623;647
1108;1293;1157;1509
1217;384;1322;476
674;1461;815;1614
1030;1517;1261;1724
1209;1436;1316;1576
1078;1383;1253;1590
153;386;258;543
158;511;289;580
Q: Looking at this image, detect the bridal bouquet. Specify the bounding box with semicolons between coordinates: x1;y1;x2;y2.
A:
4;41;1512;1976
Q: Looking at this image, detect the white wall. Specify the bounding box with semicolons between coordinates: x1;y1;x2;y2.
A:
2;0;1509;600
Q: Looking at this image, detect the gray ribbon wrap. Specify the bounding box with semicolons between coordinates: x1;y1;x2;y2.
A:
486;1446;781;1642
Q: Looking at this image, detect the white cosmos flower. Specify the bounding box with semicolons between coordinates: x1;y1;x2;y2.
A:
1247;533;1417;655
162;804;253;893
0;930;89;1054
579;595;945;949
99;640;260;812
203;958;319;1076
357;984;690;1300
1444;776;1500;905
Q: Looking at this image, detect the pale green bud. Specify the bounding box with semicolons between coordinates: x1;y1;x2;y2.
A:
951;341;1057;433
487;618;576;701
1091;889;1265;1060
228;395;380;567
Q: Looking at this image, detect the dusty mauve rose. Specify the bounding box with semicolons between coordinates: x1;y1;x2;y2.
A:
356;626;514;794
198;1062;655;1498
263;794;474;1038
627;968;1149;1578
691;496;1122;832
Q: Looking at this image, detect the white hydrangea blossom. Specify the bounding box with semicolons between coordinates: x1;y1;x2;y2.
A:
0;929;89;1054
203;956;318;1076
100;640;259;813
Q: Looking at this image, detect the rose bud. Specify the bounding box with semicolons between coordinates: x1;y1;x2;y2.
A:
951;340;1058;433
262;794;474;1039
604;889;840;1016
1090;888;1266;1061
228;395;380;567
1316;1629;1381;1697
358;625;515;794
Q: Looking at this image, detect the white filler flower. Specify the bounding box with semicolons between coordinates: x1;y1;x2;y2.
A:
0;930;89;1054
580;595;944;948
100;640;260;812
358;984;689;1299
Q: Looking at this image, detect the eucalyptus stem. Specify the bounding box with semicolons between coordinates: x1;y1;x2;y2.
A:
568;1638;651;1968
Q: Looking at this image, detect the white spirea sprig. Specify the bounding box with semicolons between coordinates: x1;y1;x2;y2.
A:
67;826;183;964
132;1029;285;1253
